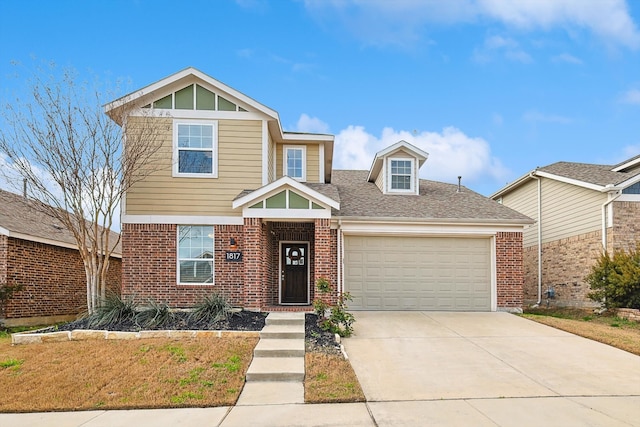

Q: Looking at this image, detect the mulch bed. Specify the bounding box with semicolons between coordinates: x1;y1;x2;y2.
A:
51;311;341;355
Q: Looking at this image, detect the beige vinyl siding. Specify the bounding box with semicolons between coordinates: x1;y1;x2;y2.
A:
539;179;606;243
125;118;262;216
501;180;539;247
276;143;321;183
501;178;607;247
306;144;320;183
374;168;384;192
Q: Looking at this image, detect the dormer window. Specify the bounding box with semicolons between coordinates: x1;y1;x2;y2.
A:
389;158;415;192
284;145;306;182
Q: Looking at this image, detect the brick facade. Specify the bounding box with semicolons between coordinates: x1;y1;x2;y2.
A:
122;223;245;307
523;230;603;307
610;201;640;252
122;221;339;311
520;201;640;308
496;232;524;310
2;237;121;321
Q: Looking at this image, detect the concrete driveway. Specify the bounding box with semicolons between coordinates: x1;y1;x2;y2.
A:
343;311;640;426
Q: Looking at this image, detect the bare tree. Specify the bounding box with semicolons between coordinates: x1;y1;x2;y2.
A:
0;65;166;314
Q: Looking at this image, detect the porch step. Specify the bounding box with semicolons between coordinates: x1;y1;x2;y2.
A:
254;338;305;357
260;323;305;340
265;312;306;326
245;357;305;382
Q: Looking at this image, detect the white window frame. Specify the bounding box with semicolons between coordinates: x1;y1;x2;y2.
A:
177;225;215;285
388;157;415;193
173;120;218;178
283;145;306;182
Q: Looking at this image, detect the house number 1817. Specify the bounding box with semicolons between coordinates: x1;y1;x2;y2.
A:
225;251;242;262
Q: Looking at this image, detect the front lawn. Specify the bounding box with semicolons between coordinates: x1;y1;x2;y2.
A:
522;307;640;356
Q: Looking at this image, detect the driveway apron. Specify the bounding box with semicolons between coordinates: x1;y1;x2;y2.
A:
343;311;640;426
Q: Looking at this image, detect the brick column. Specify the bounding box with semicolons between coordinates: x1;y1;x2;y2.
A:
243;218;264;310
496;231;524;311
314;218;336;303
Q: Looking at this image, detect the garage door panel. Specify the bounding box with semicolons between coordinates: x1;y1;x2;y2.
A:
344;236;491;311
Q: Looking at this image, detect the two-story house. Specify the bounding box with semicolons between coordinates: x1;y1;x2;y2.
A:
105;68;532;312
491;158;640;307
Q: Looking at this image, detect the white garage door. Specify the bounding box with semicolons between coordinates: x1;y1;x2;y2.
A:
344;236;492;311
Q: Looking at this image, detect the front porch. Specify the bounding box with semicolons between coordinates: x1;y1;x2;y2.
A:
242;218;337;311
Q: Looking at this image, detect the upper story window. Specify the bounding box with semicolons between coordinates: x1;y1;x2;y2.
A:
389;159;414;192
622;182;640;194
173;121;218;177
178;225;214;284
284;145;306;181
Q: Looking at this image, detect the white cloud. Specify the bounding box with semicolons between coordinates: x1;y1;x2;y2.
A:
523;110;574;124
333;125;509;184
620;88;640;104
304;0;640;49
295;114;330;134
552;53;584;64
473;34;533;64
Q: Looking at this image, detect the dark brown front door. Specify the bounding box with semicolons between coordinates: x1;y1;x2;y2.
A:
281;243;309;304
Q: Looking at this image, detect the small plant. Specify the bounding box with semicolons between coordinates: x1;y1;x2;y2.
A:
189;293;234;324
0;358;24;369
88;292;138;328
586;244;640;309
136;300;175;328
312;277;356;337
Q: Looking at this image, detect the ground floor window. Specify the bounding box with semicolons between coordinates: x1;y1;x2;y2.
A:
177;225;214;284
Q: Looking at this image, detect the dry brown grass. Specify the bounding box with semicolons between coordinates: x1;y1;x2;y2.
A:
0;336;257;412
522;309;640;356
304;352;365;403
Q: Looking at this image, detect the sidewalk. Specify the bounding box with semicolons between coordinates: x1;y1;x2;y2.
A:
2;397;639;427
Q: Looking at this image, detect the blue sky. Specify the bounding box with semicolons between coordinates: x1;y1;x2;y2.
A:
1;0;640;196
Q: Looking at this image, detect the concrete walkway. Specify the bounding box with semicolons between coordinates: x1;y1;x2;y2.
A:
2;311;639;426
238;312;305;405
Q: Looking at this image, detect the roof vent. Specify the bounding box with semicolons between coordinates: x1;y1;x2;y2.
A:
457;176;462;193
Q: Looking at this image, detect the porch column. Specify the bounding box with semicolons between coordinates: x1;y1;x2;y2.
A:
243;218;265;310
314;218;336;304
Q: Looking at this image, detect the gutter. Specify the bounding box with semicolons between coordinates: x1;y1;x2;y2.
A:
337;219;343;294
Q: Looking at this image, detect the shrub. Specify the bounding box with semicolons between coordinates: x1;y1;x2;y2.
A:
0;282;23;320
136;300;175;328
313;277;355;337
189;293;234;324
88;293;139;328
586;244;640;309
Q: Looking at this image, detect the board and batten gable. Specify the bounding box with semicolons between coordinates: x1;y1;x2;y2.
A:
275;142;321;183
125;117;262;217
501;177;607;246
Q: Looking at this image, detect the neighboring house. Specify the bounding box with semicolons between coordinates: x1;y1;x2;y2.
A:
105;67;532;313
491;157;640;307
0;189;122;326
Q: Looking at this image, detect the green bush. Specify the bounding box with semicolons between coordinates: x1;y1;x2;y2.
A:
189;293;234;324
586;244;640;309
88;293;139;328
137;300;175;328
313;277;355;337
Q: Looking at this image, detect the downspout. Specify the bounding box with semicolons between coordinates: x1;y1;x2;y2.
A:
529;172;543;307
601;185;622;253
337;219;342;294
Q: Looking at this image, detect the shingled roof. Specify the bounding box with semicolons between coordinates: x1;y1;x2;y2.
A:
0;189;121;256
538;161;637;186
332;170;532;223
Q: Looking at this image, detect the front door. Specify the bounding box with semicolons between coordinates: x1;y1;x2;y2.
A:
281;243;309;304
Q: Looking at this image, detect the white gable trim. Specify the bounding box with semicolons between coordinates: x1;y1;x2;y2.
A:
534;170;604;192
367;140;429;183
105;67;278;119
232;176;339;210
616;172;640;190
612;156;640;172
0;225;10;236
